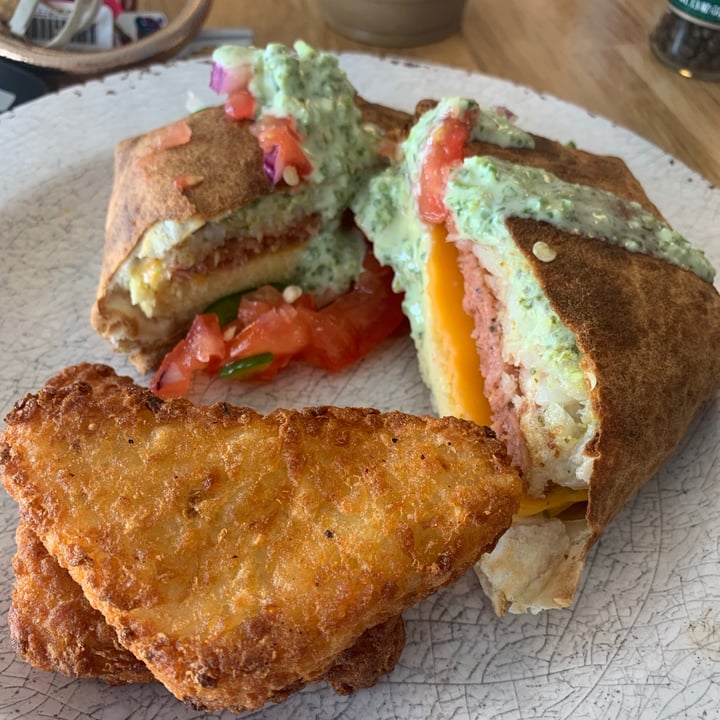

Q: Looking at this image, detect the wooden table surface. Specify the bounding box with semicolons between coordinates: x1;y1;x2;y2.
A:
153;0;719;186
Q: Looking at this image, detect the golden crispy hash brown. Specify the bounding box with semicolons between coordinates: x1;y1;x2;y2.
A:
1;363;520;713
4;364;409;694
9;520;154;685
9;517;405;692
322;614;406;696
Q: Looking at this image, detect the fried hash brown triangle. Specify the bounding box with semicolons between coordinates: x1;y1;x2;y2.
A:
9;518;406;694
9;519;155;685
1;363;520;713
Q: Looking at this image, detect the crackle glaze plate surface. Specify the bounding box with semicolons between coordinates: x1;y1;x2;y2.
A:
0;54;718;720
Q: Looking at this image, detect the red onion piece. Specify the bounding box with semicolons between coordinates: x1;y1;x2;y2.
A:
262;145;281;184
209;62;227;93
209;61;252;96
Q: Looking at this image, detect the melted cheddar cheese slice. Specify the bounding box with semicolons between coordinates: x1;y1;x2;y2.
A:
517;486;588;517
427;225;493;426
426;225;589;517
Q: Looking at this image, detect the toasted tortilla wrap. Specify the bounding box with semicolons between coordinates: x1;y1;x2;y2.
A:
353;98;720;613
92;107;277;372
475;207;720;613
91;42;410;374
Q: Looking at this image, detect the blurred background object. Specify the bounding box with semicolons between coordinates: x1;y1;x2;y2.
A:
317;0;467;48
0;55;48;109
649;0;720;80
8;0;109;49
0;0;211;74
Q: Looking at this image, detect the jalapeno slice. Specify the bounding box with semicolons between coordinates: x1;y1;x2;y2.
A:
204;283;286;326
218;352;275;379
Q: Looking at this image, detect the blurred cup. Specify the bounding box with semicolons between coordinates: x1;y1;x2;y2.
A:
319;0;467;48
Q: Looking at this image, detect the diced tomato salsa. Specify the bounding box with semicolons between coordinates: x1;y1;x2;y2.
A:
224;89;257;121
250;116;313;185
211;60;313;186
417;111;474;224
150;251;407;399
150;119;192;153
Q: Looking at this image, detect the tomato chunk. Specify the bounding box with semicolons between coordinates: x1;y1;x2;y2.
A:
186;313;226;368
151;314;225;399
417;115;471;224
149;119;192;154
235;284;287;326
251;116;313;185
150;251;407;399
301;254;407;371
225;89;257;120
228;304;311;360
173;174;204;191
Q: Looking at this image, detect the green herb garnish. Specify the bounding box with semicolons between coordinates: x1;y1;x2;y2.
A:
218;353;275;380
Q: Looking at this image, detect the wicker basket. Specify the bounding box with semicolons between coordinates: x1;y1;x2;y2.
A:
0;0;211;75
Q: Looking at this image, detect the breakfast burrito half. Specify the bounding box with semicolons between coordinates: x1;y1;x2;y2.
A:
92;42;407;374
353;97;720;614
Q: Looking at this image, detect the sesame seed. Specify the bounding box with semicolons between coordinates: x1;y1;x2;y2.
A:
532;241;557;262
282;285;303;303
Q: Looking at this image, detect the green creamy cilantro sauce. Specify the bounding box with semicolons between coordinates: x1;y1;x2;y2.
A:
353;98;715;341
354;168;427;334
206;42;381;294
445;157;716;283
292;224;366;295
213;41;378;185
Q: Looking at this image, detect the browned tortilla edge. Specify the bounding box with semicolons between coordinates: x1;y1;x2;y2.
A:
465;125;720;546
95;106;272;310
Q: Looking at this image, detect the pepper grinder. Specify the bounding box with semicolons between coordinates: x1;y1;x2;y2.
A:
650;0;720;80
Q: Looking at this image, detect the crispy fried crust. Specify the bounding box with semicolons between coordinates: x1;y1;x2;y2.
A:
9;520;154;685
9;518;406;692
324;614;406;695
1;363;520;713
9;362;155;682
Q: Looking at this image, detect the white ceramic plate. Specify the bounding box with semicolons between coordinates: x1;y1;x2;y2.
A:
0;54;718;720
